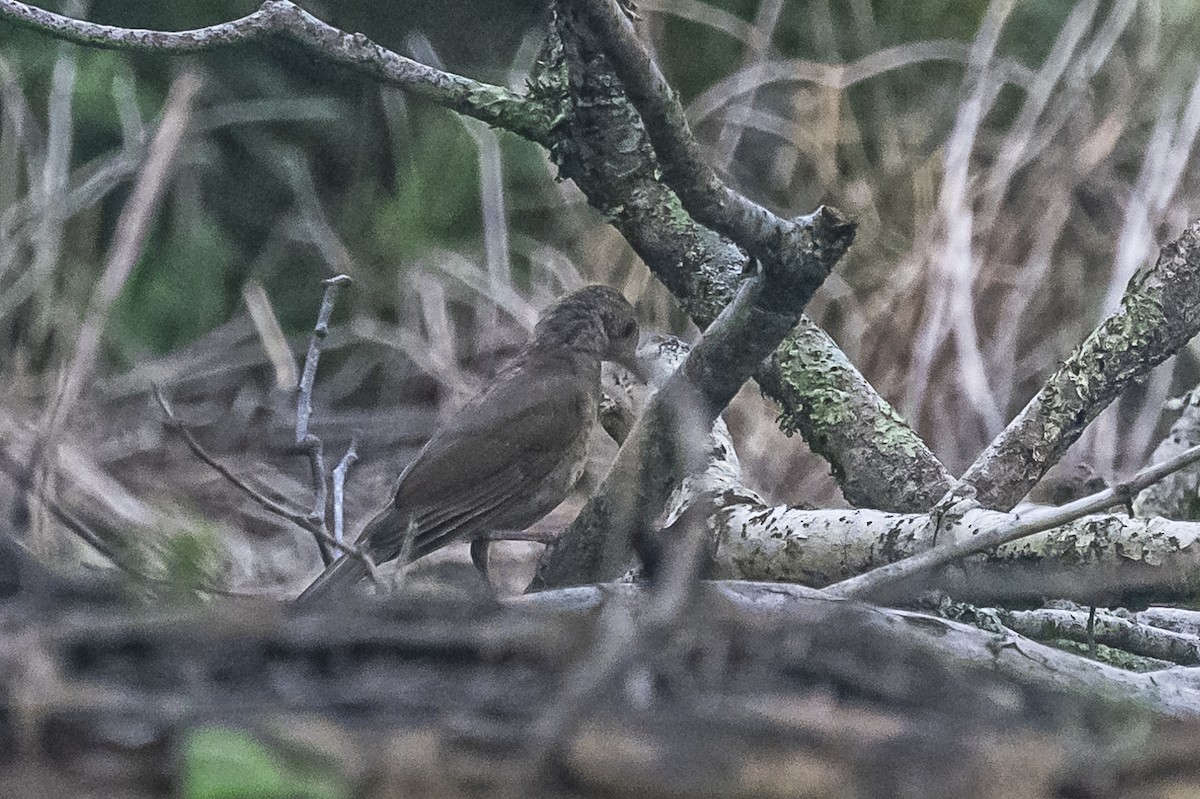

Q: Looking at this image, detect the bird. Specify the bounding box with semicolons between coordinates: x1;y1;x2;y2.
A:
297;284;641;602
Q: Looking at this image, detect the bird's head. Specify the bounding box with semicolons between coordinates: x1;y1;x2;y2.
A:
530;285;642;376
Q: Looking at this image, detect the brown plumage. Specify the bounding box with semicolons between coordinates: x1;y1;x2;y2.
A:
297;285;640;602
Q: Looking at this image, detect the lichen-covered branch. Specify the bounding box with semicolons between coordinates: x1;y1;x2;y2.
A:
595;338;1200;608
576;0;828;287
829;441;1200;601
0;0;552;142
960;220;1200;510
757;317;952;509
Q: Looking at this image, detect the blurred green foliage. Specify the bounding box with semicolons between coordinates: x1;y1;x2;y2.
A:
159;525;223;600
183;726;350;799
111;220;234;363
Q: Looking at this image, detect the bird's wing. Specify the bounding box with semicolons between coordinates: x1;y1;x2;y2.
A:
361;364;595;561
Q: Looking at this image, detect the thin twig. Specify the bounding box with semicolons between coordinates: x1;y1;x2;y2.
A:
154;385;314;530
295;274;351;445
152;386;377;574
829;442;1200;600
300;435;329;560
331;430;360;546
156;383;441;587
295;274;350;565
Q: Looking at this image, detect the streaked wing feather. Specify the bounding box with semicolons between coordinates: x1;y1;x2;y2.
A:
409;491;512;560
362;470;512;559
406;473;515;556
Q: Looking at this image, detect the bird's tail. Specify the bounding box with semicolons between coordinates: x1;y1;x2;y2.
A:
295;553;369;604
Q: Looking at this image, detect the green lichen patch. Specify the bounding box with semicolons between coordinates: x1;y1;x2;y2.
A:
774;333;851;436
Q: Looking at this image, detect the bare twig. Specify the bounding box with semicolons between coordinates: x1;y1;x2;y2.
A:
294;274;351;565
829;442;1200;600
331;431;360;546
154;385;314;531
0;0;551;143
295;274;351;446
300;436;328;534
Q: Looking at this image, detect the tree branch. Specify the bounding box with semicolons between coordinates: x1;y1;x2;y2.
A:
722;501;1200;607
0;0;950;514
547;1;949;511
959;219;1200;510
0;0;552;143
577;0;841;286
593;358;1200;608
996;606;1200;667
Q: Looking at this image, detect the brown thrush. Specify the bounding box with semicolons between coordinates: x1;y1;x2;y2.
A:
297;285;640;601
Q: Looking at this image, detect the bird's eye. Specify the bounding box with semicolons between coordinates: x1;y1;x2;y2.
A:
619;320;636;339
